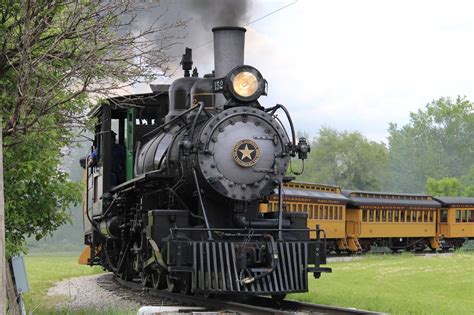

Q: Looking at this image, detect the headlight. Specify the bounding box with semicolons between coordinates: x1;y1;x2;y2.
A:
232;72;258;97
226;65;266;102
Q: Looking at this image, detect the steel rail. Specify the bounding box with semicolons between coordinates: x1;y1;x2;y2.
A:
110;274;382;314
239;296;384;314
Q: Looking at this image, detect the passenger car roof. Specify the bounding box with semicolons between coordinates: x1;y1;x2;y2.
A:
433;197;474;207
342;190;440;208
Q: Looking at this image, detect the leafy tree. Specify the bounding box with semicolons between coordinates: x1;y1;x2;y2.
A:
426;177;463;197
3;130;80;255
426;166;474;197
0;1;184;256
388;96;474;193
297;127;389;191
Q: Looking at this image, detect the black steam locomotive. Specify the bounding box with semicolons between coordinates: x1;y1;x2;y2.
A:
80;27;330;298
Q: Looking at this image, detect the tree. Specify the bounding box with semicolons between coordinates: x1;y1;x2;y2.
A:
426;177;464;197
297;127;389;191
388;96;474;193
1;1;184;256
0;114;5;311
426;166;474;197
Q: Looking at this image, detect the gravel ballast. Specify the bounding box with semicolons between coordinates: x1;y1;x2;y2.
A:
47;273;139;311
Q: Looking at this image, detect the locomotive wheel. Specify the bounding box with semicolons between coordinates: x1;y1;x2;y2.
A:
152;270;166;290
141;270;151;287
120;256;134;281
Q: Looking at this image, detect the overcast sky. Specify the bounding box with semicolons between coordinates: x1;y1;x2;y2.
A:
142;0;473;143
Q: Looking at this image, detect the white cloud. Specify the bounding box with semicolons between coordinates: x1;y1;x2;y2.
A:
139;0;473;143
245;0;474;142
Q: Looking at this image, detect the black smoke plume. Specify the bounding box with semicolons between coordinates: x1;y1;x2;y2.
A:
187;0;250;30
134;0;252;76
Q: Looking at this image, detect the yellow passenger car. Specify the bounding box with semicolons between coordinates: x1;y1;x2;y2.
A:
260;181;349;252
343;190;441;252
434;197;474;248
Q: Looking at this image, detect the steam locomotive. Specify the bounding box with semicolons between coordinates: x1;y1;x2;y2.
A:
79;27;330;297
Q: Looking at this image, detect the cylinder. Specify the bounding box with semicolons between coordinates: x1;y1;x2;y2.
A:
213;26;246;107
99;216;120;239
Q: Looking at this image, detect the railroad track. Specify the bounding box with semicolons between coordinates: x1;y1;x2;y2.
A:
97;273;382;314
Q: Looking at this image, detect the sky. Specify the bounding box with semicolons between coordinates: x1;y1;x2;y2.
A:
138;0;474;143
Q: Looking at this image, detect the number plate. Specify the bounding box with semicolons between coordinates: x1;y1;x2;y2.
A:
213;78;225;93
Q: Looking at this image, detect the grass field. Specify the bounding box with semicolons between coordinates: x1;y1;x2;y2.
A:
290;251;474;314
23;253;105;314
22;251;474;314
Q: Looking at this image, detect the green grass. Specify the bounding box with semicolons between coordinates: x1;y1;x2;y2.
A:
289;252;474;315
23;253;109;314
22;252;474;314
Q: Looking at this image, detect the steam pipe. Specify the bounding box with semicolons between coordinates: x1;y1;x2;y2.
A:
192;167;213;240
278;181;284;240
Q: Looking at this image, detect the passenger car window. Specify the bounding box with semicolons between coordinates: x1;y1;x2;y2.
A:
456;210;461;223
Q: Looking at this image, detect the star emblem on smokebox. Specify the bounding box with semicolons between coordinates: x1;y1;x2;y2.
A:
233;139;260;167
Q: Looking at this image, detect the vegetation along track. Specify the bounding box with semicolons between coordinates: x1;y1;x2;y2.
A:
97;274;381;314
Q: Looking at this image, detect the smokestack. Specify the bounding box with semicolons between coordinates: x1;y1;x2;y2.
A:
213;26;246;78
213;26;246;107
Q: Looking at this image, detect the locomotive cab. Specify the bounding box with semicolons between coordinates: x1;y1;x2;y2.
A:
82;89;169;235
